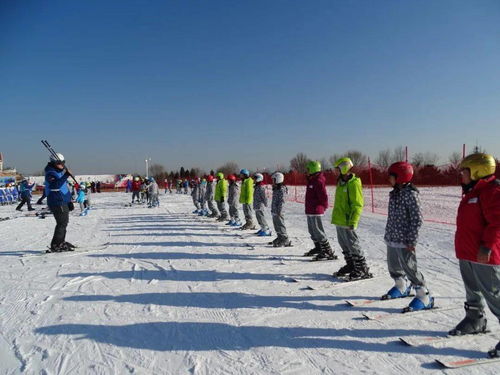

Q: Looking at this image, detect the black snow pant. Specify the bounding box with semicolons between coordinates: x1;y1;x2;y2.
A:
16;196;33;211
37;190;46;204
49;204;70;247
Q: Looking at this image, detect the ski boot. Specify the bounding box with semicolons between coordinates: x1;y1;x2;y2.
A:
403;286;434;312
258;229;272;237
192;209;199;214
273;238;292;247
303;242;321;257
231;220;242;227
333;256;355;278
312;241;337;261
226;219;235;226
381;278;412;300
216;215;227;222
48;242;70;253
488;341;500;358
64;241;76;251
346;256;372;280
28;208;36;211
449;303;488;336
269;237;280;246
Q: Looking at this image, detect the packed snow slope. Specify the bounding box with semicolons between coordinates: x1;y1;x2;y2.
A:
0;192;498;375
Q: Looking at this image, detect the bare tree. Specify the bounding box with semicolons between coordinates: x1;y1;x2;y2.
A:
289;153;310;173
375;149;392;168
392;146;406;163
345;150;368;167
149;163;165;177
411;152;439;167
328;153;342;167
320;158;331;171
217;161;240;176
448;151;462;169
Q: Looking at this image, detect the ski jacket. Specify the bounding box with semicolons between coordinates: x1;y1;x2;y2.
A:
131;181;141;192
305;172;328;215
253;183;268;210
205;181;216;201
44;164;72;206
148;182;159;195
228;181;240;207
272;184;287;215
215;179;228;202
19;181;35;199
455;176;500;265
331;174;364;229
76;189;86;203
239;177;254;205
384;184;423;248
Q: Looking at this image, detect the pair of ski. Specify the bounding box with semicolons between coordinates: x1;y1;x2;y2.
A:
22;242;110;258
79;207;90;216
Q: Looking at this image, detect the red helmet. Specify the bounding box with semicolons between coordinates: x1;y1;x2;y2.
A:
228;174;236;182
388;162;414;184
207;175;214;182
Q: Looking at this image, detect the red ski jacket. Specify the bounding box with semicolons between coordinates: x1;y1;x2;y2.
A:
455;176;500;265
131;181;142;192
305;172;329;215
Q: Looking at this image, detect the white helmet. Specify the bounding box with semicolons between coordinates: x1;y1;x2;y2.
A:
272;172;284;184
50;153;65;163
254;173;264;183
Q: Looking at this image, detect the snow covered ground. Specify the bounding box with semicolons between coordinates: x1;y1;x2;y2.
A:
0;191;498;374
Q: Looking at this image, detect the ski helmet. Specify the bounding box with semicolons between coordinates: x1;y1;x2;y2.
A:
254;173;264;183
306;161;321;174
216;172;224;180
134;176;140;181
207;175;214;182
388;162;414;184
228;174;236;182
50;153;65;163
460;153;496;181
240;169;250;177
272;172;284;184
334;157;354;175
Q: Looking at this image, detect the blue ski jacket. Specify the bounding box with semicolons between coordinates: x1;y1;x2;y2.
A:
44;164;72;206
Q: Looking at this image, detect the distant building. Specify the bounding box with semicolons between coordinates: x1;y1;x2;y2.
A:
0;152;3;171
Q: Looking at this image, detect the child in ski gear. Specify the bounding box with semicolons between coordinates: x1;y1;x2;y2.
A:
214;172;229;221
383;162;433;311
227;175;241;226
270;172;291;247
239;169;256;230
253;173;271;236
198;179;208;215
76;182;87;212
131;177;141;203
331;157;370;279
191;178;201;213
148;177;160;207
16;179;36;211
205;175;219;218
304;161;336;260
44;153;75;252
449;153;500;358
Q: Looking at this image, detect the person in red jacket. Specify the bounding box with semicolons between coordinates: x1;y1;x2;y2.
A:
304;161;337;261
449;153;500;358
131;176;142;204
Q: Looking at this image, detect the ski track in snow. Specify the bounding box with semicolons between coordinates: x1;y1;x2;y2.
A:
0;191;498;374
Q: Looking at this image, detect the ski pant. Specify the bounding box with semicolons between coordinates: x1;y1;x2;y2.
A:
150;194;159;207
242;203;254;223
131;191;140;202
255;209;269;231
459;260;500;321
307;215;328;243
36;190;46;204
337;226;364;258
229;204;240;220
217;201;227;218
192;196;200;209
272;214;288;240
16;196;33;211
200;200;207;211
49;204;69;247
208;199;219;216
387;245;425;287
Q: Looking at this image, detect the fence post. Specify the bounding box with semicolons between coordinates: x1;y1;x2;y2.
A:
405;146;408;162
462;144;466;158
368;158;375;213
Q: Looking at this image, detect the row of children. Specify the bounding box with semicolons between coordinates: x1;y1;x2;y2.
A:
129;176;160;207
0;185;19;205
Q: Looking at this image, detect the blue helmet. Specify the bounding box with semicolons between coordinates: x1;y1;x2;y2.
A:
240;169;250;177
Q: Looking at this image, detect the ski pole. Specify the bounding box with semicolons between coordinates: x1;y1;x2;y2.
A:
41;140;78;184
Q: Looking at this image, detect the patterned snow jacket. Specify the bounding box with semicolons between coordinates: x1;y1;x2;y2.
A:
228;181;240;207
205;181;216;201
253;183;268;210
271;184;287;215
384;183;423;248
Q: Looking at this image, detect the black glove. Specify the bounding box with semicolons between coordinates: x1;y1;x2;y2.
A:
68;202;75;211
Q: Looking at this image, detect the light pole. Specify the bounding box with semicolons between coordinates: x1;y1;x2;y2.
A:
145;158;151;178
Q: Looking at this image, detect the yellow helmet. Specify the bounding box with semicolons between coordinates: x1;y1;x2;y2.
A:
460;153;496;180
334;157;354;175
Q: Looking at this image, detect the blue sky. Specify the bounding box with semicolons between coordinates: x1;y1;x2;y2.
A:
1;0;499;174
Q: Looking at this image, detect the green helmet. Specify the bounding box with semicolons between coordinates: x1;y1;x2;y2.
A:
306;160;321;174
216;172;224;180
334;157;354;175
